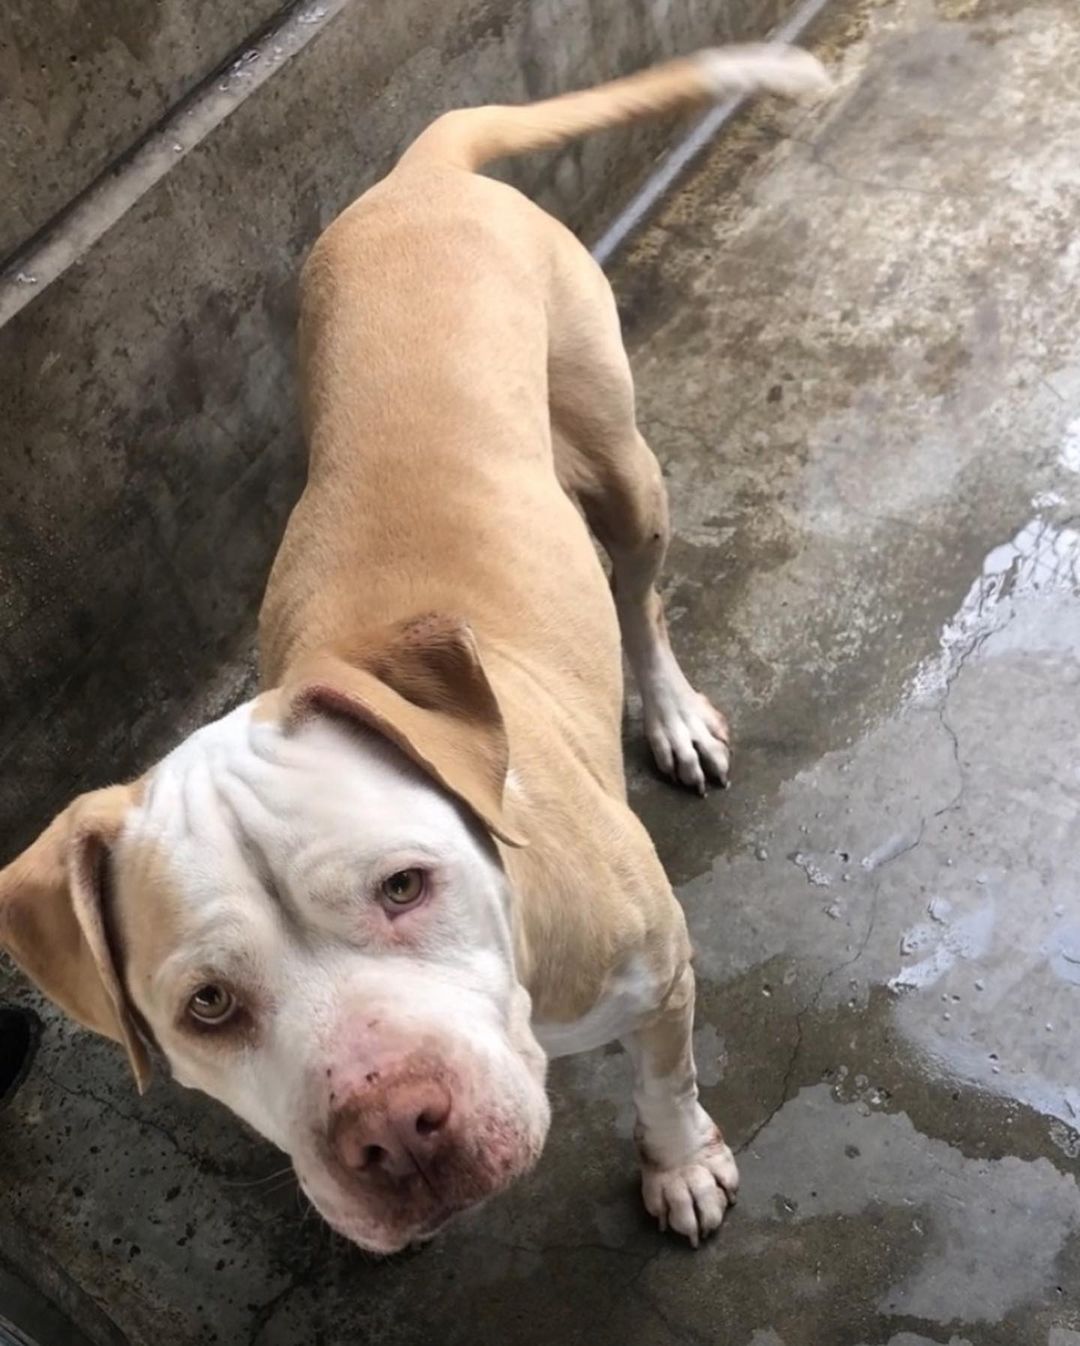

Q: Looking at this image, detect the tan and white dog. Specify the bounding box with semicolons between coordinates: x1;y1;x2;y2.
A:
0;45;828;1252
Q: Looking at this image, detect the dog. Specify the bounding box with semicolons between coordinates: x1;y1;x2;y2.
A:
0;44;829;1252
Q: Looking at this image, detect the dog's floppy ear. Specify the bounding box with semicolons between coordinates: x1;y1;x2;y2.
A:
0;784;152;1091
283;614;527;847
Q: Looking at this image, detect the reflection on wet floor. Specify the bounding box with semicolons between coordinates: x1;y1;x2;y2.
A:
911;514;1080;701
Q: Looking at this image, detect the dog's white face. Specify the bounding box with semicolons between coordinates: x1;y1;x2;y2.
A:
110;704;550;1253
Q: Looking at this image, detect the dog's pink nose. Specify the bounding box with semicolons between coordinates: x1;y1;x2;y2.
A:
331;1079;453;1178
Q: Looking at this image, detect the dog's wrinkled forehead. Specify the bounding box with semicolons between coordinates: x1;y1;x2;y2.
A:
128;701;469;876
111;701;491;974
138;700;446;842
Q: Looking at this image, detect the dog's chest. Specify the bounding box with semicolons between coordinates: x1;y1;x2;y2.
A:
532;956;659;1058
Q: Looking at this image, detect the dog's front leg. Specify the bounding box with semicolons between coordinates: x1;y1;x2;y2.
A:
623;963;739;1246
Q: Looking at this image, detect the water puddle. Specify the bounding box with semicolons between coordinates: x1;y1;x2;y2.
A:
888;895;997;993
910;514;1080;700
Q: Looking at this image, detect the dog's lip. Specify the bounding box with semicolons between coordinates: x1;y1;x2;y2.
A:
306;1178;466;1246
413;1205;458;1239
350;1204;461;1256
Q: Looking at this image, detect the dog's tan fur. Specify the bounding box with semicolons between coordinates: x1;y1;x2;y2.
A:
259;51;782;1016
0;45;830;1245
268;151;693;1021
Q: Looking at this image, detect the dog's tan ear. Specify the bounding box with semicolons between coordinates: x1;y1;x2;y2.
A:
0;785;152;1092
283;614;527;847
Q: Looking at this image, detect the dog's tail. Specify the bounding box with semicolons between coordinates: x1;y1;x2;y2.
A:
399;44;831;174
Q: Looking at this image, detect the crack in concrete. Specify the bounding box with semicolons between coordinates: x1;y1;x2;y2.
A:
737;1020;803;1158
860;653;974;885
38;1066;269;1182
246;1226;664;1343
40;1067;199;1160
936;692;965;815
632;1276;713;1346
246;1252;323;1346
625;1236;721;1346
1037;375;1067;404
924;581;993;831
460;1229;650;1266
737;878;883;1157
246;1232;655;1344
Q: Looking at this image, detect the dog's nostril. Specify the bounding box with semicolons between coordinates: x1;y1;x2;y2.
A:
360;1143;387;1170
414;1090;451;1138
415;1108;442;1137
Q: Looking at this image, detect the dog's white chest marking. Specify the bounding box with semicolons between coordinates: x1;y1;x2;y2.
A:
533;956;659;1058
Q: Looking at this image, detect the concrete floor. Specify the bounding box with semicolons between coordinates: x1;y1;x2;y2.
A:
3;0;1080;1342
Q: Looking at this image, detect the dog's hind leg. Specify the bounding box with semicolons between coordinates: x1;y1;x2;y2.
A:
548;255;730;792
598;427;730;793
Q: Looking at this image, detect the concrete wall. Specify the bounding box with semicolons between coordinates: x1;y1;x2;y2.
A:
0;0;285;259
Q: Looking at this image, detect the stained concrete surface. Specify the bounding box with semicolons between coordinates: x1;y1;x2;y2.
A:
3;0;1080;1341
0;0;285;260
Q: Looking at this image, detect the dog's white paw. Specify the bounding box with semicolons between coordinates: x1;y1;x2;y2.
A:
641;1141;739;1248
642;671;731;794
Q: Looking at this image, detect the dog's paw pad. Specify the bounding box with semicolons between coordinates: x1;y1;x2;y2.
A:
641;1144;739;1247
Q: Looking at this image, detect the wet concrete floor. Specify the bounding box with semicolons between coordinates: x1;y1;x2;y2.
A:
3;0;1080;1341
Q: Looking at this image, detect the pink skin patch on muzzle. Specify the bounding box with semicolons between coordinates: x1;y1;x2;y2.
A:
302;1047;545;1251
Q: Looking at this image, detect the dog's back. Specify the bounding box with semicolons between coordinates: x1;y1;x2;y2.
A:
260;45;831;705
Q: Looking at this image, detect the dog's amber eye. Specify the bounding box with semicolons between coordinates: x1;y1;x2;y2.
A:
380;868;425;907
188;984;237;1025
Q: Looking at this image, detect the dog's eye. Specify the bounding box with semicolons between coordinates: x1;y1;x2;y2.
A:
380;868;425;908
187;984;237;1025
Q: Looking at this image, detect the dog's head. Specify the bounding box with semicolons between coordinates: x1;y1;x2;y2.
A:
0;617;549;1253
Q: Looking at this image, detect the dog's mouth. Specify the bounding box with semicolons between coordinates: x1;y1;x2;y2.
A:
301;1110;544;1253
304;1175;478;1254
